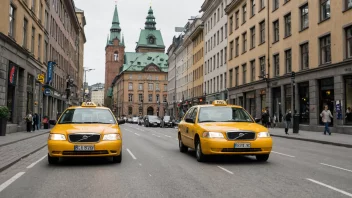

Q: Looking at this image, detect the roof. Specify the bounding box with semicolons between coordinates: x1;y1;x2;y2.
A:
121;52;169;73
136;29;165;49
107;5;122;46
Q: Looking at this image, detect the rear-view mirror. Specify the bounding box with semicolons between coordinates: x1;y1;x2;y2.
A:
185;118;194;123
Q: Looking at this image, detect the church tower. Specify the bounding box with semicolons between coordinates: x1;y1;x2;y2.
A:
104;4;125;102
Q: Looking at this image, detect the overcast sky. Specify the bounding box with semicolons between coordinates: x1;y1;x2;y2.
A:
74;0;204;85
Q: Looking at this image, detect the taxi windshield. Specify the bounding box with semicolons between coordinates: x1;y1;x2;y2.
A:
58;108;116;124
198;107;253;123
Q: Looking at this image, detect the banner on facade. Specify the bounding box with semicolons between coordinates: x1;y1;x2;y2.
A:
46;61;55;84
37;73;45;84
8;62;18;86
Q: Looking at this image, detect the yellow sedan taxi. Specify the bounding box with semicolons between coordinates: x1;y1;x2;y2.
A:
47;102;123;164
178;100;272;162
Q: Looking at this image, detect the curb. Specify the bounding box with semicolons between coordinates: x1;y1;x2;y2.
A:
271;134;352;148
0;131;49;148
0;144;47;173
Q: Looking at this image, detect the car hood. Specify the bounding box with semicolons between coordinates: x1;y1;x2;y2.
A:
197;122;267;133
51;124;120;135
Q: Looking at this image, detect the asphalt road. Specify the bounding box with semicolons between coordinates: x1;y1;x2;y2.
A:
0;123;351;198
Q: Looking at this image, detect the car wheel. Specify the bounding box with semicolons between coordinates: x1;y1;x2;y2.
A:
195;139;206;162
112;152;122;163
178;134;188;153
256;154;269;162
48;154;59;165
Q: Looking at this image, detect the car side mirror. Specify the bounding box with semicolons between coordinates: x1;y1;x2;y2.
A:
255;118;261;123
185;118;194;123
118;120;124;125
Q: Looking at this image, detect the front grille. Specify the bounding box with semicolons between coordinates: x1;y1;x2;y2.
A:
68;134;101;143
226;131;256;140
221;148;262;152
62;151;109;155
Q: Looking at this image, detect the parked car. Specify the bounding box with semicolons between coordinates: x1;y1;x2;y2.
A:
160;116;174;128
127;118;133;123
132;117;139;124
144;115;161;127
138;116;144;125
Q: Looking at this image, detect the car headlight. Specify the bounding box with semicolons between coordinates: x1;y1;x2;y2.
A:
257;132;270;138
103;134;121;141
48;134;66;141
202;132;224;138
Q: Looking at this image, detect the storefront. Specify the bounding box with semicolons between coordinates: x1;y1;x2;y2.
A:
345;76;352;125
298;82;309;124
6;62;18;122
319;77;334;126
272;87;282;122
245;91;256;118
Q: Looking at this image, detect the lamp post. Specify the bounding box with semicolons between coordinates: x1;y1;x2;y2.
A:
83;68;95;102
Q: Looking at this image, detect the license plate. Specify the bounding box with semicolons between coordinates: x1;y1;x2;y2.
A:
234;143;251;148
74;145;95;151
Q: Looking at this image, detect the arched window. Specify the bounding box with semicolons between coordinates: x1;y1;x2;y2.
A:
148;36;155;44
114;51;119;61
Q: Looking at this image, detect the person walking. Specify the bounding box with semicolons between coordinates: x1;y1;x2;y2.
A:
32;113;37;131
272;114;277;128
25;112;33;132
320;105;333;135
284;110;292;135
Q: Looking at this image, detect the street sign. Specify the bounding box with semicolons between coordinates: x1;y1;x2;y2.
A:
37;73;45;84
44;88;51;96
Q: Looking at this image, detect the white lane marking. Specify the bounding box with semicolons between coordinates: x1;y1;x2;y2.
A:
0;172;26;193
320;163;352;173
26;155;46;169
134;133;141;136
152;134;161;138
149;174;152;177
217;166;234;175
306;178;352;197
164;135;172;138
126;148;137;160
139;163;142;166
271;151;295;158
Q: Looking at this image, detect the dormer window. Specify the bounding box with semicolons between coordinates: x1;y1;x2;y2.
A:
148;35;156;44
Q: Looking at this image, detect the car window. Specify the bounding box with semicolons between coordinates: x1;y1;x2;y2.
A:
190;107;198;121
184;108;195;121
58;108;116;124
198;107;253;123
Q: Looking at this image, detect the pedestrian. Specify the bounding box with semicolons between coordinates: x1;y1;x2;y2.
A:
284;110;292;135
32;113;38;131
320;105;333;135
272;114;277;128
261;108;268;127
25;112;33;132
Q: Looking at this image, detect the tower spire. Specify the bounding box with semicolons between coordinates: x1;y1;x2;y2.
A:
145;6;156;30
110;4;121;41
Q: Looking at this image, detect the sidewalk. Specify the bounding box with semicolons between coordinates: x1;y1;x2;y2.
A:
0;129;50;172
269;128;352;148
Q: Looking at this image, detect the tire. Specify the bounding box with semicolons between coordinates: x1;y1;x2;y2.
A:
48;154;59;165
256;154;269;162
195;139;206;162
178;134;188;153
112;151;122;163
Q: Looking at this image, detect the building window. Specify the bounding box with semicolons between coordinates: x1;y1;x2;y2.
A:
230;41;234;60
260;0;265;9
217;31;220;44
235;67;239;86
39;3;43;22
156;94;160;102
148;83;153;91
128;94;133;102
301;43;309;69
229;16;233;34
9;4;15;37
31;27;35;53
163;94;167;102
38;34;41;61
242;64;247;84
260;56;266;76
164;84;167;91
156;83;160;91
251;0;256;16
139;94;143;102
32;0;36;11
242;32;247;53
114;52;118;61
128;107;132;115
44;41;48;62
224;47;227;63
129;74;132;79
221;27;224;41
220;74;223;90
225;23;228;38
320;0;330;21
220;50;223;66
273;54;280;76
128;82;133;90
284;13;291;37
148;94;153;102
260;20;265;44
285;49;292;73
273;0;279;10
235;11;239;29
320;35;331;64
250;60;255;82
347;0;352;9
300;4;309;30
229;69;233;87
250;26;255;48
273;20;279;42
138;75;142;80
139;83;143;90
235;37;239;56
217;53;219;68
242;4;247;23
347;26;352;59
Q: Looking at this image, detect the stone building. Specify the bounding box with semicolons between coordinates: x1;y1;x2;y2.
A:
105;6;168;117
225;0;352;133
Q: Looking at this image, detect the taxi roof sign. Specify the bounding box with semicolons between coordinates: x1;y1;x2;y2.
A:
212;100;227;106
81;102;97;107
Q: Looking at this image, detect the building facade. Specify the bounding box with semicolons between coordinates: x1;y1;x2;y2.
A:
90;83;104;106
201;0;231;104
106;6;168;117
0;0;85;133
226;0;352;134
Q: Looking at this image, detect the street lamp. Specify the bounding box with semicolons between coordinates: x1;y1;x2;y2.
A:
83;68;95;102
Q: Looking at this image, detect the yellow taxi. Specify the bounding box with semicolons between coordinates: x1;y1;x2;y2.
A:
47;102;123;164
178;100;272;162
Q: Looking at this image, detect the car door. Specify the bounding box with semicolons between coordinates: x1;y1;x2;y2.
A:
180;108;195;147
187;107;199;149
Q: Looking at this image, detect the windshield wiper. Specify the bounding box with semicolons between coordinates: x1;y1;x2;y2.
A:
82;122;113;124
223;120;252;122
199;120;217;123
60;121;82;124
